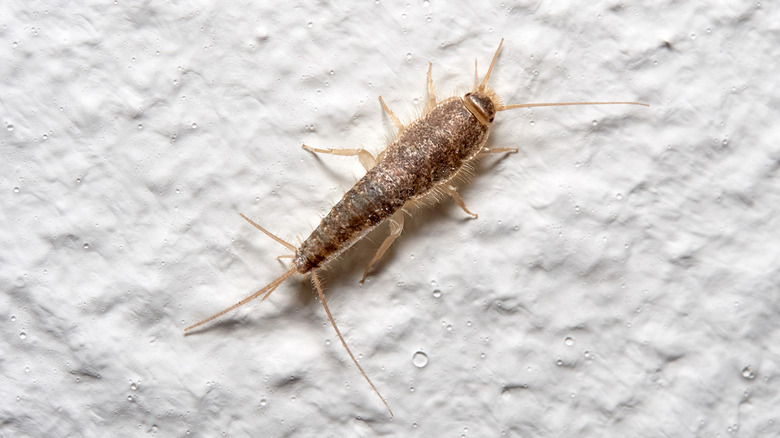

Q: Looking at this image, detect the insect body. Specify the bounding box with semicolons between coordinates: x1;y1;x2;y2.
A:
296;94;492;274
185;39;646;417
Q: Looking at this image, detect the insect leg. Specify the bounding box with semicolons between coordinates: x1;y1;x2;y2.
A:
478;146;519;156
301;144;377;171
444;184;478;218
311;271;393;417
360;210;405;283
378;96;405;134
426;62;437;110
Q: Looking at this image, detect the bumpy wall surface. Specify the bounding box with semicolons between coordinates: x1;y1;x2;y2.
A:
2;1;778;436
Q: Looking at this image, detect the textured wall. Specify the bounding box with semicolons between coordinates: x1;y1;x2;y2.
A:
2;1;778;436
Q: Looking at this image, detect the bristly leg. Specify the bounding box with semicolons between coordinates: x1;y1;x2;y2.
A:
378;96;405;134
444;184;478;218
302;144;378;172
360;210;406;283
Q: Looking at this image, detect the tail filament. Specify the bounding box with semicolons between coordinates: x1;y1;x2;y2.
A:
184;267;296;332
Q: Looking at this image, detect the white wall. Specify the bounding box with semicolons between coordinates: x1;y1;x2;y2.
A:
2;1;778;436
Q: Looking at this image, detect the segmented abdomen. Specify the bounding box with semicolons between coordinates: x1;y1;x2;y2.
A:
293;97;489;273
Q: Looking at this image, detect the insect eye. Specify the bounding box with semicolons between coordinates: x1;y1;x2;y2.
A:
464;92;496;126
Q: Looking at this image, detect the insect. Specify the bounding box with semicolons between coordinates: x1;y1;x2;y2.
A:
185;39;646;417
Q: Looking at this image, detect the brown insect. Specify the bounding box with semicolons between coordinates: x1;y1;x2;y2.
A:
185;39;646;416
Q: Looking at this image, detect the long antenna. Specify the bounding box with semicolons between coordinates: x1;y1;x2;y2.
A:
479;39;648;110
499;101;648;111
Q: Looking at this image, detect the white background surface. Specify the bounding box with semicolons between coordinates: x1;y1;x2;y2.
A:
2;1;779;436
